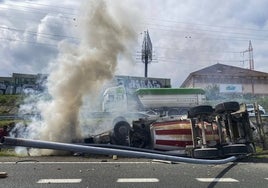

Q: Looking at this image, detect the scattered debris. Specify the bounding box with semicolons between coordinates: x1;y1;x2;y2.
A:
151;159;177;164
0;172;8;178
15;159;39;163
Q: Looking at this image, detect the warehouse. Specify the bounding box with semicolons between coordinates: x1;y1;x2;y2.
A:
181;63;268;96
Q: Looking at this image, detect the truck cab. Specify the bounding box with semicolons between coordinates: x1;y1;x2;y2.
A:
102;86;128;112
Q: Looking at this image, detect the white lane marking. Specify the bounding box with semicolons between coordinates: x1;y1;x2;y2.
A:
196;178;239;182
37;179;82;184
117;178;159;183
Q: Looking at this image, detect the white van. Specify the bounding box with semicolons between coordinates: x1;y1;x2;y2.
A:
246;104;266;115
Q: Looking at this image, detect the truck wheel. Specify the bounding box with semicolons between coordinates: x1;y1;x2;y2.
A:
168;109;180;116
215;101;240;114
193;148;219;159
179;108;189;115
130;129;149;148
113;116;127;126
188;105;214;118
222;144;248;156
113;121;130;146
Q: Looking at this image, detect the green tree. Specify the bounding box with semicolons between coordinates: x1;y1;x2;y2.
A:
205;84;221;100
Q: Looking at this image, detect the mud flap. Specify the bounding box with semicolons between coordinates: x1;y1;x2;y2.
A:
222;144;248;156
193;148;219;159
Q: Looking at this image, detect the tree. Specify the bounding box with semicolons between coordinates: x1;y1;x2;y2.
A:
205;84;221;100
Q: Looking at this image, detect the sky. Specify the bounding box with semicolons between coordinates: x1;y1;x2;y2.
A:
1;0;268;87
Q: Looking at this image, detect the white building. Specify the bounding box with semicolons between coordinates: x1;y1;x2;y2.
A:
181;63;268;96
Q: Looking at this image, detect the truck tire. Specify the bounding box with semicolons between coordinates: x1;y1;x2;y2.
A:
130;129;150;148
168;108;180;116
113;121;130;146
222;144;248;156
215;101;240;114
193;148;219;159
113;116;127;126
188;105;214;118
179;108;189;115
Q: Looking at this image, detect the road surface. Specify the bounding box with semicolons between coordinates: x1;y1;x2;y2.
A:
0;156;268;188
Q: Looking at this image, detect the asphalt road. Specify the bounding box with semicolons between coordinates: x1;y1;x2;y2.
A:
0;156;268;188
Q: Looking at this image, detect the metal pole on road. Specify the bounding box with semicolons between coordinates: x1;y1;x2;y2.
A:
3;137;238;165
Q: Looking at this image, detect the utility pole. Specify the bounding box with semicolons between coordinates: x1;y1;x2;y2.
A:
241;40;254;70
241;40;255;94
248;40;254;70
141;30;152;77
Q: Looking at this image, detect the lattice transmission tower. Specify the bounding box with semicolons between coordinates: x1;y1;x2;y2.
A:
241;40;254;70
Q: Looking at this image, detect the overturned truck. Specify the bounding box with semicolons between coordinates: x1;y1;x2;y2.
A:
1;101;255;161
90;101;255;159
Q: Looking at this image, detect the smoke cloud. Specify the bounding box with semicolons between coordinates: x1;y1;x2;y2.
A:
13;0;138;155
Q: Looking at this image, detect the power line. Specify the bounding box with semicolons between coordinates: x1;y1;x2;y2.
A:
156;57;242;63
0;6;75;20
5;3;77;16
144;18;268;33
0;26;80;41
137;24;268;42
23;1;77;11
154;46;241;54
171;25;263;39
136;18;268;42
0;37;58;48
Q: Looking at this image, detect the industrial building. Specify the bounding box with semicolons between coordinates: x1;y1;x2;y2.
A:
0;73;47;94
0;73;170;95
181;63;268;96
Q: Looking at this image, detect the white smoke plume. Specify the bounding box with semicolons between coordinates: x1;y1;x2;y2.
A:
12;0;138;155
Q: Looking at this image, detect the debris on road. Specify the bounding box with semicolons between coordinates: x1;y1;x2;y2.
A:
0;171;8;178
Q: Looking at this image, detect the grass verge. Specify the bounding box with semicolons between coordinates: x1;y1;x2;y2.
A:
253;146;268;158
0;149;18;157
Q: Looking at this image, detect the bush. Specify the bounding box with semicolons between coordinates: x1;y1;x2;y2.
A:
0;95;21;106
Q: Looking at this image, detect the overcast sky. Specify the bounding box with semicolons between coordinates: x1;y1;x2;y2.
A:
1;0;268;87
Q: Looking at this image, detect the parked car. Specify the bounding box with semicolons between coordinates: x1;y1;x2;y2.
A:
246;104;266;115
